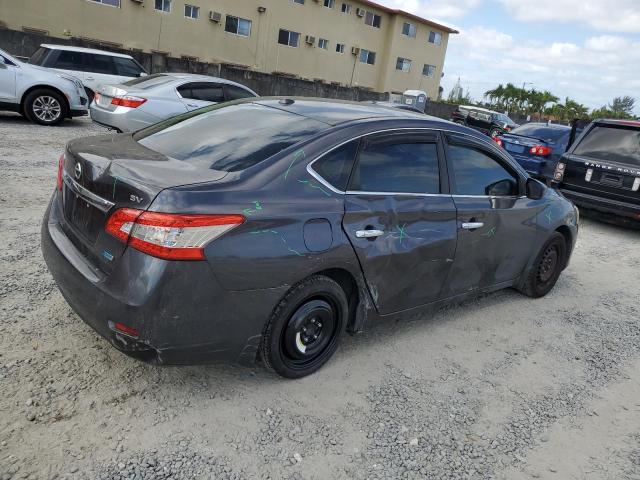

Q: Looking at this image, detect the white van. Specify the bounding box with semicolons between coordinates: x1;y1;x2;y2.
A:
28;44;148;100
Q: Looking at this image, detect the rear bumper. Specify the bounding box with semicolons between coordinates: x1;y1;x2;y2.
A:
559;187;640;222
41;191;288;365
89;104;156;133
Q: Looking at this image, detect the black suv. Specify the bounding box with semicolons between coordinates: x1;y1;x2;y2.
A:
451;105;518;137
553;119;640;227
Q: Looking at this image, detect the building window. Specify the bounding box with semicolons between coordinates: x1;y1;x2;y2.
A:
184;4;199;19
402;22;416;37
323;0;335;8
278;29;300;47
293;0;305;4
318;38;329;49
341;3;351;13
428;31;442;45
396;57;411;72
364;11;381;28
423;64;436;77
225;15;252;37
359;49;376;65
154;0;171;12
88;0;121;7
335;43;345;53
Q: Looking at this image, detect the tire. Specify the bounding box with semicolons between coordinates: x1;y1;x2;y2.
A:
519;233;567;298
260;275;348;379
24;89;67;126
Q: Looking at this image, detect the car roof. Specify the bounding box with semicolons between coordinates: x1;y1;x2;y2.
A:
518;122;571;130
40;44;134;59
593;119;640;128
135;73;257;93
251;98;432;126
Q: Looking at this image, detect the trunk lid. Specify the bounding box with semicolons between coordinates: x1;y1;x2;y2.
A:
59;134;228;273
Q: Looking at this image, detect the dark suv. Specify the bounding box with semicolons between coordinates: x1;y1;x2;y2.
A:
451;105;517;138
553;119;640;227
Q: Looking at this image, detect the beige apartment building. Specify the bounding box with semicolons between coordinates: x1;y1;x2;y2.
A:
0;0;457;97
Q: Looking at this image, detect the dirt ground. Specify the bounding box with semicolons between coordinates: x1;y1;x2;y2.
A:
1;113;639;480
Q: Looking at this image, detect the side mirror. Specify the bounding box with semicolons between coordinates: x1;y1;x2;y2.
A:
485;179;517;196
527;178;546;200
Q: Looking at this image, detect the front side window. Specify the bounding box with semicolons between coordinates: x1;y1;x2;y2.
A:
278;29;300;47
318;38;329;49
89;0;120;6
428;31;442;45
359;49;376;65
52;50;86;71
134;103;329;172
573;125;640;166
335;43;345;54
448;144;518;196
422;64;436;77
402;22;416;37
350;139;440;194
184;4;199;19
113;57;145;77
341;3;352;13
225;15;252;36
313;140;359;191
396;57;411;72
323;0;335;8
364;11;381;28
155;0;171;12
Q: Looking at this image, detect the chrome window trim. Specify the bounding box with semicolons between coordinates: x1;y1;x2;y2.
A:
306;126;524;198
62;172;115;212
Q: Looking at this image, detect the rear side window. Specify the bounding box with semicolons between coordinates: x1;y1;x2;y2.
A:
88;54;117;75
134;103;328;172
313;140;359;191
349;138;440;194
53;50;86;71
225;84;255;100
573;125;640;166
448;144;518;196
113;57;145;77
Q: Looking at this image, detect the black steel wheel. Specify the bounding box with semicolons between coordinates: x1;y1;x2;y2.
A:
261;276;348;378
519;232;567;298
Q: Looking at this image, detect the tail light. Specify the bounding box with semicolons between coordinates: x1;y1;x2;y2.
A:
553;162;566;182
57;154;65;190
113;322;140;339
105;208;245;260
493;137;503;147
111;96;147;108
530;145;553;156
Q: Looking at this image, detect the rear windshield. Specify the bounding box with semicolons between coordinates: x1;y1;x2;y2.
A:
134;103;328;172
573;125;640;166
122;74;173;89
510;124;569;144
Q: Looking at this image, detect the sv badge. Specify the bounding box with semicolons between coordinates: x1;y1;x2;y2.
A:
130;194;144;204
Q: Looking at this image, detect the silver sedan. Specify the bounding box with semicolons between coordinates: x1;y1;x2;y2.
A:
89;73;258;132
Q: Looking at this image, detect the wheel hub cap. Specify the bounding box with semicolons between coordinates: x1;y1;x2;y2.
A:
538;246;558;282
283;299;335;360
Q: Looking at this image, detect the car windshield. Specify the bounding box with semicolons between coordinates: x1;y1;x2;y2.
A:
122;74;173;89
495;113;514;124
573;124;640;166
510;124;569;144
134;102;329;172
28;47;49;66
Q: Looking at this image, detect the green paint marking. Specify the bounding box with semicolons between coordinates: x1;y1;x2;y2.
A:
284;149;306;180
481;226;497;238
545;210;553;225
248;229;306;257
396;223;408;246
288;247;304;257
298;179;331;197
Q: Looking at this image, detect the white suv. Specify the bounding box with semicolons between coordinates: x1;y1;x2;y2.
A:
0;47;88;126
28;45;148;101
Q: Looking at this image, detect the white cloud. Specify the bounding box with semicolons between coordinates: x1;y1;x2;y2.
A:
375;0;482;19
442;27;640;111
500;0;640;33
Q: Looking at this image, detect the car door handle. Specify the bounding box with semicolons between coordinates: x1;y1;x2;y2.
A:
461;222;484;230
355;229;385;238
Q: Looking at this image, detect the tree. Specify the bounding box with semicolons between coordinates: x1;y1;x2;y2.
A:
591;96;637;120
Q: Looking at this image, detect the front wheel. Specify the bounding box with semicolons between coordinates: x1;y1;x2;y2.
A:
519;233;567;298
260;276;348;378
24;89;67;126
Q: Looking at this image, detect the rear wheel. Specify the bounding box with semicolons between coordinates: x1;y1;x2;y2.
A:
24;89;67;126
260;276;348;379
519;233;567;298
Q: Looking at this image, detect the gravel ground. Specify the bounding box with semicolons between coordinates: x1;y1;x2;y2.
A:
1;112;639;480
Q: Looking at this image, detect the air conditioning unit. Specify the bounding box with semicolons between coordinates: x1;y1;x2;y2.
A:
351;46;360;55
355;8;365;17
305;35;316;45
209;11;222;22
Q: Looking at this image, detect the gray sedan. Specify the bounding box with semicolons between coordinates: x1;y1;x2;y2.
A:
89;73;258;132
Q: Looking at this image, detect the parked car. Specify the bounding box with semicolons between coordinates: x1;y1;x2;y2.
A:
89;73;258;132
28;44;147;101
495;123;571;181
0;47;88;125
552;119;640;228
42;98;578;378
451;105;518;137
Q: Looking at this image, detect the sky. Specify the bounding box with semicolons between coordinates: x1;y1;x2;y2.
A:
377;0;640;113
